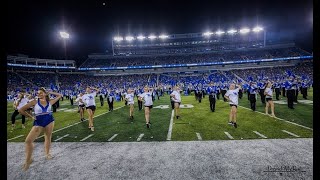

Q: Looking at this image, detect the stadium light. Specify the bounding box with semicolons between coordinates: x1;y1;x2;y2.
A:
59;31;70;60
240;28;251;34
215;30;225;35
227;29;237;34
125;36;134;41
203;31;214;36
137;35;146;40
148;35;157;40
159;34;169;39
59;31;69;39
114;36;123;41
252;26;263;32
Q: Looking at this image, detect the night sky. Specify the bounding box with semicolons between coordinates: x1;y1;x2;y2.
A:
7;0;313;64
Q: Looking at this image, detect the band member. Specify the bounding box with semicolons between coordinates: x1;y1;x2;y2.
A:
274;80;281;100
238;83;243;99
301;80;308;99
137;88;143;111
293;78;299;103
169;87;175;109
70;92;74;106
221;83;228;102
123;90;128;105
197;86;202;103
107;92;114;111
249;82;258;111
281;80;286;97
258;81;266;104
207;82;217;112
285;77;295;109
99;90;104;106
216;83;221;100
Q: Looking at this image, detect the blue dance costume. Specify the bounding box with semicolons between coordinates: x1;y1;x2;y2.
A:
33;99;54;127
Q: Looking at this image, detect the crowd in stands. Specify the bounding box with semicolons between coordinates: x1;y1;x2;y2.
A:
8;61;313;99
232;62;313;83
80;47;310;68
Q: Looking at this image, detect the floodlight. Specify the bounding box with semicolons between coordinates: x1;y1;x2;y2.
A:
60;31;69;39
203;32;214;36
113;36;123;41
148;35;157;40
240;28;251;34
215;30;225;35
137;35;146;40
227;29;237;34
159;34;169;39
252;26;263;32
125;36;134;41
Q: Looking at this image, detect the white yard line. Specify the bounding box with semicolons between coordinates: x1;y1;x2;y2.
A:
137;134;144;142
282;130;300;137
166;110;175;141
253;131;267;139
224;132;234;139
80;134;94;141
219;100;313;131
7;135;24;142
54;134;70;142
107;134;118;142
36;105;125;140
196;133;202;141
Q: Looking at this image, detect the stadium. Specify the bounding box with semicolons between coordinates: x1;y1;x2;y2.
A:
7;0;313;179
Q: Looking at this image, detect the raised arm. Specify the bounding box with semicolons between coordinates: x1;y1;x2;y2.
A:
23;93;32;98
91;87;100;93
48;91;62;105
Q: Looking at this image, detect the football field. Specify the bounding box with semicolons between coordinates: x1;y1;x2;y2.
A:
7;89;313;142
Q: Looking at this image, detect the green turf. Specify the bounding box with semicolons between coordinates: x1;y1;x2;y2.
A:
171;95;312;141
238;88;313;128
7;89;313;142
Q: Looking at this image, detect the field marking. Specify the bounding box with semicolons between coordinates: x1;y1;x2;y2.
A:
54;134;69;142
253;131;267;139
282;130;300;137
80;134;94;141
36;105;125;140
107;134;118;142
274;100;313;106
196;133;202;141
166;110;175;141
137;134;144;142
224;132;234;139
219;100;313;131
7;135;24;142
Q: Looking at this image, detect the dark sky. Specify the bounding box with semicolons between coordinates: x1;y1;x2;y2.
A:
7;0;313;63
